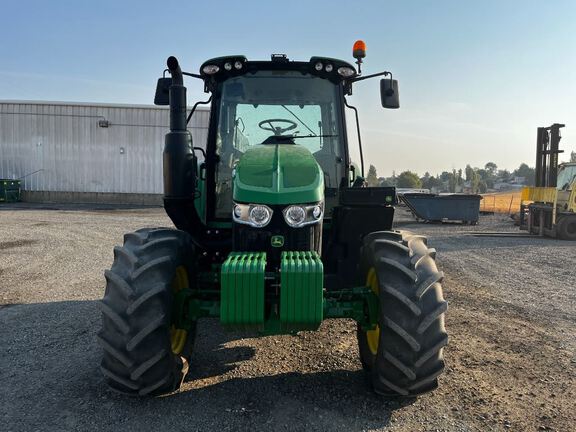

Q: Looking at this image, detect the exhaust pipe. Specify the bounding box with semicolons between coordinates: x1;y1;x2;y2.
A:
163;56;196;199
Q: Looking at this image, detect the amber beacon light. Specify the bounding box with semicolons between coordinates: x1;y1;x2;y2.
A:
353;40;366;73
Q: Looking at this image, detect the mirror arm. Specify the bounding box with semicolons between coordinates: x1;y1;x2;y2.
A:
186;96;212;125
182;71;203;80
163;69;203;80
344;97;365;178
349;70;392;84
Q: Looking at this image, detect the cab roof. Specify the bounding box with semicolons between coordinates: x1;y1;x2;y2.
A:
199;54;358;89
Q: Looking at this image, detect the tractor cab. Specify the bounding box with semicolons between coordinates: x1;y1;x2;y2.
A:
154;47;400;264
201;55;351;221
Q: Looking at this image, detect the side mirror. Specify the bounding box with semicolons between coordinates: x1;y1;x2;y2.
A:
154;78;172;105
380;79;399;109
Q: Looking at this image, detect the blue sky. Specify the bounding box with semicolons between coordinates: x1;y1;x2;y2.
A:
1;0;575;176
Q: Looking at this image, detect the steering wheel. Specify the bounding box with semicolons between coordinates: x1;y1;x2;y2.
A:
258;119;297;136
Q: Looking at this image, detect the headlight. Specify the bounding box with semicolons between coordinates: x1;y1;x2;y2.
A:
285;206;306;226
202;64;220;74
233;203;273;228
283;203;324;227
337;66;356;77
250;206;272;227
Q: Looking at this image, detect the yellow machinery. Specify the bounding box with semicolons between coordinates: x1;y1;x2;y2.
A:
520;123;576;240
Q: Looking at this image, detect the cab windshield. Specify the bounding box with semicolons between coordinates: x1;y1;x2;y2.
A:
214;70;344;218
557;164;576;190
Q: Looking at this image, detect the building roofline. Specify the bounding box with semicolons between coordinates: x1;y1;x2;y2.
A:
0;99;210;111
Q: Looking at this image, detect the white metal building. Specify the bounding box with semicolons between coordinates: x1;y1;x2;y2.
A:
0;101;210;204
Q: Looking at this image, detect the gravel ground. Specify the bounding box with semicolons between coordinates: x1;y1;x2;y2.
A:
0;205;574;431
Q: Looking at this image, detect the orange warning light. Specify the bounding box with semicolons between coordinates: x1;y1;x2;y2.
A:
353;40;366;59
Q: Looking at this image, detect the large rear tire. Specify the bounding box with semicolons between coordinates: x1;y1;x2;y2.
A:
557;215;576;240
357;230;448;397
98;228;196;396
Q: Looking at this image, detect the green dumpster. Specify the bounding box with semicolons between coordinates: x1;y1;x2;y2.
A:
0;180;22;203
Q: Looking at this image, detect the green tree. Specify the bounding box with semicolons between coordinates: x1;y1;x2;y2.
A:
439;171;451;182
513;163;536;185
396;171;423;188
478;180;488;193
465;164;474;182
422;175;443;191
448;172;456;193
366;164;379;187
497;169;511;180
471;171;481;193
379;177;394;187
485;162;498;176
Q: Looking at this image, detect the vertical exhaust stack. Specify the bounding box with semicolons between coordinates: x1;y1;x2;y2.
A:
163;56;196;199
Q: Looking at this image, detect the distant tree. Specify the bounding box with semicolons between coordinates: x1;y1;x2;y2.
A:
439;171;451;182
471;171;481;193
448;170;457;193
465;164;474;182
485;162;498;176
422;175;443;190
478;180;488;193
571;151;576;163
396;171;423;188
497;169;511;180
420;172;431;187
366;164;379;187
457;169;464;186
513;163;535;185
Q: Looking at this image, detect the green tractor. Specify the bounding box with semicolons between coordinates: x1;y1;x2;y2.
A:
98;42;448;397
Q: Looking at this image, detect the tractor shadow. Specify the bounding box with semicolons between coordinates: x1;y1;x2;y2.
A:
173;369;415;431
171;319;416;431
185;319;257;380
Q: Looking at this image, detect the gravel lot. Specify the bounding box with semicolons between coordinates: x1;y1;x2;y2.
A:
0;205;574;431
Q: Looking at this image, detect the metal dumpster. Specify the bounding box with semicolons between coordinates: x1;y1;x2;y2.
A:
0;180;22;203
401;193;482;224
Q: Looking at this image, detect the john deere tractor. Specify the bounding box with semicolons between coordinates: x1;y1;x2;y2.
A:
98;42;448;397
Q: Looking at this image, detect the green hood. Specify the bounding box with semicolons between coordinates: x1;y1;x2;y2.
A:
233;144;324;205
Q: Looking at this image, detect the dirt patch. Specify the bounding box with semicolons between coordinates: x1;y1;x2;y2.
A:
0;239;37;250
438;271;575;431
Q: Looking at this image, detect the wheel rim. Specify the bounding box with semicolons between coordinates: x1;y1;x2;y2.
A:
365;267;380;356
170;265;189;355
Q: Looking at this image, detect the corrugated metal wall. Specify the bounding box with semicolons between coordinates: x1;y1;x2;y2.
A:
0;101;210;194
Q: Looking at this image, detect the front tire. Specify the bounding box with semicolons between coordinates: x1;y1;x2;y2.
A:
357;230;448;396
98;228;196;396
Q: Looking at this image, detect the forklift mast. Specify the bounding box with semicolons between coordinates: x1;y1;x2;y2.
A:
535;123;565;187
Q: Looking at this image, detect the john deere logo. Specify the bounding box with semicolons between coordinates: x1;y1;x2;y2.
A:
271;235;284;248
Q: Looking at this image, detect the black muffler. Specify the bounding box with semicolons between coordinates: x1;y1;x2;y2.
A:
163;56;196;199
